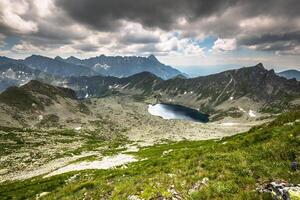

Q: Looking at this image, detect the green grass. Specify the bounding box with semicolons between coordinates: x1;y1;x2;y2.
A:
0;110;299;199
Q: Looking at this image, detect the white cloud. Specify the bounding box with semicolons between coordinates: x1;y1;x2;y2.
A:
0;0;299;70
32;0;55;17
0;0;38;34
12;41;42;52
212;38;237;51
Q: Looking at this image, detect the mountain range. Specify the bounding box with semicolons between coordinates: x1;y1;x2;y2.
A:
62;63;300;116
55;54;183;79
0;53;299;121
277;69;300;80
0;54;183;91
0;62;62;92
0;63;299;127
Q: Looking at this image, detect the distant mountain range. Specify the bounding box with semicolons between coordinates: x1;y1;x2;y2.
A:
0;63;299;125
0;62;63;92
55;54;182;79
0;54;183;85
64;63;300;115
277;69;300;80
0;55;95;77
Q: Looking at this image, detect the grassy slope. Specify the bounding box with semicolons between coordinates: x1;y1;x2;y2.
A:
0;110;299;200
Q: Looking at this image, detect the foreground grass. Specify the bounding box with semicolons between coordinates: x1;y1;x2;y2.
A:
0;110;299;199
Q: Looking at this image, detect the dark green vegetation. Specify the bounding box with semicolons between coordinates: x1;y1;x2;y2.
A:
0;86;44;110
1;109;299;199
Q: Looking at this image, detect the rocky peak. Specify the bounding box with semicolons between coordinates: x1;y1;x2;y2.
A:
147;55;159;63
22;80;77;99
255;63;265;69
66;56;81;62
54;56;64;61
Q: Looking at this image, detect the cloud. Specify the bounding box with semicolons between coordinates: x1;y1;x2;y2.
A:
118;22;161;44
54;0;300;55
11;41;43;52
55;0;300;31
0;0;300;61
213;38;236;51
238;31;300;55
57;0;270;33
239;32;300;46
0;0;38;34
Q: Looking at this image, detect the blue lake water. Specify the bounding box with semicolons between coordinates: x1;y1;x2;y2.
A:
148;103;209;123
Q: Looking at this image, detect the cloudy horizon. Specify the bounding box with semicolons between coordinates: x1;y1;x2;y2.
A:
0;0;300;73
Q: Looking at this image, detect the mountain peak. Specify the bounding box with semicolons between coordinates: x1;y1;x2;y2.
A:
66;56;81;61
148;55;159;62
26;54;50;60
54;56;64;61
22;80;77;99
255;63;265;69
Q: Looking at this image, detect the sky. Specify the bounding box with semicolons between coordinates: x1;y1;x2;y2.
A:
0;0;300;74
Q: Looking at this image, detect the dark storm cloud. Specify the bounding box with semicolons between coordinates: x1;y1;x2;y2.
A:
1;0;300;56
55;0;299;31
238;31;300;54
239;32;300;46
54;0;300;55
55;0;239;31
73;43;99;52
119;34;160;44
34;22;87;42
239;0;300;18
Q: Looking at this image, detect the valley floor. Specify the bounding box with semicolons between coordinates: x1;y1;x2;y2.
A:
85;96;268;144
1;96;296;200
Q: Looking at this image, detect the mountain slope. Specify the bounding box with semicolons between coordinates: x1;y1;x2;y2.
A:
278;69;300;80
155;63;299;106
1;108;299;199
23;55;96;77
66;72;163;98
0;62;62;92
0;56;19;65
0;80;90;128
65;63;300;115
0;80;76;110
61;54;182;79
